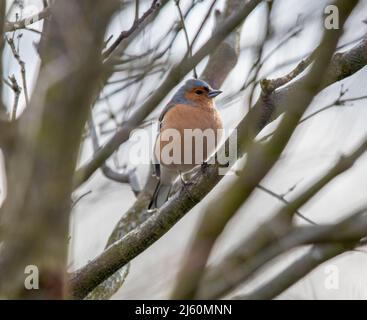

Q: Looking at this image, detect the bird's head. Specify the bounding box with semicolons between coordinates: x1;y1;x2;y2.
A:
173;79;222;106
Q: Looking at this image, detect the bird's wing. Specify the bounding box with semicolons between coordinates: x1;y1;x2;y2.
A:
153;101;175;179
152;146;160;178
158;100;177;128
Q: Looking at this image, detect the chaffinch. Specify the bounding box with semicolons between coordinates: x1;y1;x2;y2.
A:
149;79;223;209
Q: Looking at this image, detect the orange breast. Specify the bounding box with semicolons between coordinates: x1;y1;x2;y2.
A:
155;103;223;171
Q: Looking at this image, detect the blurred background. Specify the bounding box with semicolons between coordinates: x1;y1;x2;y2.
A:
2;0;367;299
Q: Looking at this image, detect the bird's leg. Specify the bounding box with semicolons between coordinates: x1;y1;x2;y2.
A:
201;160;209;169
179;171;196;203
179;171;193;186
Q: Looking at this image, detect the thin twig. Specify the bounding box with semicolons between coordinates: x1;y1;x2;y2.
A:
71;190;92;209
246;0;273;107
219;36;364;110
102;0;161;59
88;112;140;193
260;51;316;93
257;184;317;225
175;0;197;78
259;88;367;142
6;36;29;108
4;75;21;120
4;6;51;32
236;243;352;300
190;0;217;51
134;0;140;23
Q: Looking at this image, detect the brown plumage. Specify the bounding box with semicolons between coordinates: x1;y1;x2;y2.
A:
155;102;223;172
149;79;223;209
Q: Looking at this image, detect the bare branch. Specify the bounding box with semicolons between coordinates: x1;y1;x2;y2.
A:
174;0;197;78
237;243;351;300
102;0;161;60
257;184;317;225
0;1;7;118
260;50;316;94
0;0;119;298
260;87;367;142
198;132;367;299
190;0;217;52
71;190;92;209
4;6;51;33
246;0;273;107
6;36;29;108
300;88;367;124
4;75;21;120
88;115;141;195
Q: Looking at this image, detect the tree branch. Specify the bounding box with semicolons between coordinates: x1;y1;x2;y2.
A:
4;75;21;120
0;0;119;298
197;132;367;299
88;114;140;195
0;1;7;118
4;6;51;33
102;0;161;60
257;184;317;225
171;0;358;299
237;243;351;300
6;36;29;108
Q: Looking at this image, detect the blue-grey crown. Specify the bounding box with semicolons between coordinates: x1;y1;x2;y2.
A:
183;79;211;90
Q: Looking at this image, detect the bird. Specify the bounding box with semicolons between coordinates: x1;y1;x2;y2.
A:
148;78;223;209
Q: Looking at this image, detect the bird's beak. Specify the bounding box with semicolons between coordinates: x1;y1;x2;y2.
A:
208;89;222;98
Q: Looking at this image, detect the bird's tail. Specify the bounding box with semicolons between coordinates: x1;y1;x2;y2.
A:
148;181;171;209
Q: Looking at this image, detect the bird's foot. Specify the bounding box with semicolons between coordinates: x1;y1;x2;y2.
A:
180;172;194;187
201;161;210;172
179;173;196;203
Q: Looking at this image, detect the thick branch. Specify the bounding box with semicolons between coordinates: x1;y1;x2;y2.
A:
0;1;6;118
0;0;119;298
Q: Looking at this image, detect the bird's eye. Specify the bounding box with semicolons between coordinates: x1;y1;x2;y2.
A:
195;90;204;95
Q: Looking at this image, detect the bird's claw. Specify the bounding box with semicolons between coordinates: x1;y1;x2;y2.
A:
179;173;196;203
201;161;209;171
180;173;194;187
